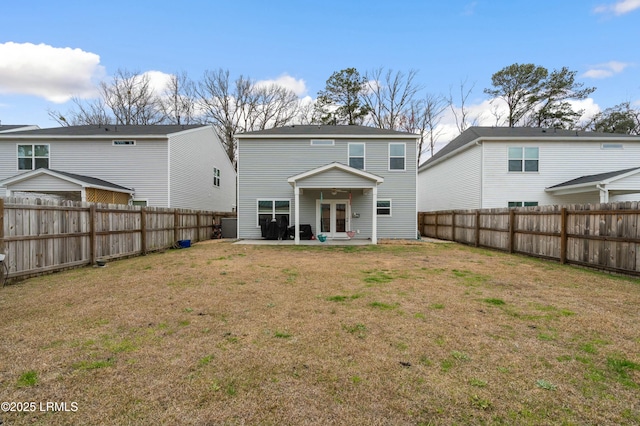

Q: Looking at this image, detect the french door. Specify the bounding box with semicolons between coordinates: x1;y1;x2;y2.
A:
317;199;349;239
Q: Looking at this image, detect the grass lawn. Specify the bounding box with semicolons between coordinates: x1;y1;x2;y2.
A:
0;240;638;425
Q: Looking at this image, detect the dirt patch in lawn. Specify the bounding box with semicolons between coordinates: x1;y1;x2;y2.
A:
0;240;638;425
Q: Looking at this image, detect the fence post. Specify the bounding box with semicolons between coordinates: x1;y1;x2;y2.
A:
0;198;4;255
560;207;567;264
89;204;96;265
509;209;516;253
417;212;423;237
451;211;456;242
174;210;180;243
475;210;480;247
140;207;147;255
434;212;439;239
196;211;201;243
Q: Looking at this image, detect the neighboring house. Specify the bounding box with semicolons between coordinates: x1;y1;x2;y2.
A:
0;124;40;133
418;127;640;211
0;125;236;211
235;125;418;244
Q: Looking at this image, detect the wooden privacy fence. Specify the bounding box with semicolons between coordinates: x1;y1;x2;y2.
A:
0;197;235;282
419;202;640;276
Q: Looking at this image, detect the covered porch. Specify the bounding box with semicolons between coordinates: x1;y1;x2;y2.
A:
545;167;640;203
287;162;384;245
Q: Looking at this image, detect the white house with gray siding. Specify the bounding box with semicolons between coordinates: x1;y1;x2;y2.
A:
418;127;640;211
235;125;418;244
0;125;236;211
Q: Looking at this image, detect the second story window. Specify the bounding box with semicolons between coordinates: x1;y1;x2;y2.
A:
18;144;49;170
508;147;539;172
389;143;406;171
348;143;365;169
213;167;220;187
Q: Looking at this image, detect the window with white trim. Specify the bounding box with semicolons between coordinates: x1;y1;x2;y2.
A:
601;143;623;149
112;140;136;146
508;201;538;208
18;144;49;170
131;200;148;207
389;143;406;171
377;199;392;216
257;199;290;227
348;143;365;169
213;167;220;187
508;147;539;172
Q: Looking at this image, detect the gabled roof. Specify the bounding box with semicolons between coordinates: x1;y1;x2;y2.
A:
419;126;640;171
236;125;417;139
546;167;640;190
0;168;134;193
287;162;384;185
0;124;207;138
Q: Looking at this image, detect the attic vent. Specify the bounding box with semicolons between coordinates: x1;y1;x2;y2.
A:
310;139;334;146
601;143;623;150
113;140;136;146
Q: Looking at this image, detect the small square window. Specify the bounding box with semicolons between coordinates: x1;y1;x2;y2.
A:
508;147;538;172
377;199;392;216
18;144;49;170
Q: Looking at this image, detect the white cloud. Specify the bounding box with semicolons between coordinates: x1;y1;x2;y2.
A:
142;70;174;94
0;42;105;103
583;61;631;79
594;0;640;15
255;74;307;96
462;1;478;16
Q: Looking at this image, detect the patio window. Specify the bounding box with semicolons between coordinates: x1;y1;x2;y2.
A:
508;147;538;172
18;144;49;170
377;199;392;216
257;199;290;227
389;143;405;171
348;143;365;169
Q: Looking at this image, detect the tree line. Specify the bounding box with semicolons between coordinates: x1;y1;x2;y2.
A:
49;64;640;167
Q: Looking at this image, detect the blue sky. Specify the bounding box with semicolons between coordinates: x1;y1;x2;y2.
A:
1;0;639;144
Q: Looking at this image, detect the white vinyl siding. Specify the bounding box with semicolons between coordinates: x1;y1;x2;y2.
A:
418;145;482;211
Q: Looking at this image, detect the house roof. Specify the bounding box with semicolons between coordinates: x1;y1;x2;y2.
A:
235;125;418;139
0;168;134;193
0;124;207;138
0;124;39;133
287;162;384;185
546;167;640;190
419;126;640;171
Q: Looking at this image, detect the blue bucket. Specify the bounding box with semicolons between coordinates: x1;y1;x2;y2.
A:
177;240;191;248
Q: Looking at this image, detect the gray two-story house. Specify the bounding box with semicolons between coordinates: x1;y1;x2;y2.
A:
235;125;418;244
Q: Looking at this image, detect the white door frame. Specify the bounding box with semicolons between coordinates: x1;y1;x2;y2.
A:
316;199;350;239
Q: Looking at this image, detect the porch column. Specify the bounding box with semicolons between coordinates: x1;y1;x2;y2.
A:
598;185;609;203
371;185;378;244
294;185;300;245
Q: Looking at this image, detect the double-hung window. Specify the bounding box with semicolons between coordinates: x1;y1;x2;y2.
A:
348;143;365;169
257;199;290;227
213;167;220;187
508;147;539;172
377;199;392;216
508;201;539;208
389;143;406;171
18;144;49;170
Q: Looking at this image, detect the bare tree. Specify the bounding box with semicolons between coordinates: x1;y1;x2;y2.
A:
48;97;111;126
101;69;165;125
363;68;421;130
159;72;199;125
196;69;299;167
449;78;478;133
402;93;448;164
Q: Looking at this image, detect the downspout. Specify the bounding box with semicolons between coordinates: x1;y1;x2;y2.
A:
476;140;483;209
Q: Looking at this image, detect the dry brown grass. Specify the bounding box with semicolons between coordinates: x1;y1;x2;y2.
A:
0;240;639;425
